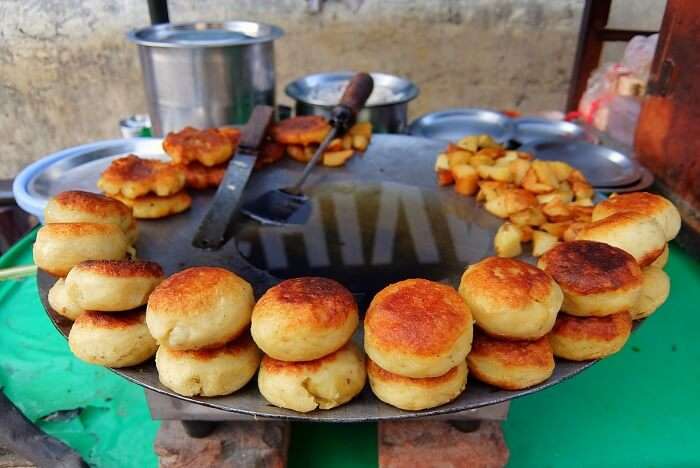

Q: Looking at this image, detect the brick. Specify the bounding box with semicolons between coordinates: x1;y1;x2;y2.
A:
155;421;289;468
378;420;509;468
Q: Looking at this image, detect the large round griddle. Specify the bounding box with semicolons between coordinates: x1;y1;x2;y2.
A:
35;135;600;422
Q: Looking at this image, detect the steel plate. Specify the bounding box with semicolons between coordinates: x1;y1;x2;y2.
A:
521;139;642;188
32;134;604;422
511;117;590;145
407;109;513;142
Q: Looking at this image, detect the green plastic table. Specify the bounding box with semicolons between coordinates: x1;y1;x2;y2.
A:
0;231;698;468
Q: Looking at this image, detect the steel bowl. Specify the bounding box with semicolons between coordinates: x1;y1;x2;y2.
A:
285;72;419;134
128;21;284;136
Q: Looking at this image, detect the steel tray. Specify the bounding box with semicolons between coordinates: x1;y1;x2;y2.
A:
511;117;590;145
407;109;514;143
521;139;642;187
31;135;603;422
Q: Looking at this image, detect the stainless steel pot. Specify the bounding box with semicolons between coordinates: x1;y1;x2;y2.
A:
128;21;283;136
285;72;419;133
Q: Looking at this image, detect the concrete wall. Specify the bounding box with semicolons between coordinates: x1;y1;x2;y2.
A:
0;0;664;178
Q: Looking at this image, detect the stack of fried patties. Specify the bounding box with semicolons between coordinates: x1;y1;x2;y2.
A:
162;126;230;189
98;154;190;219
251;277;365;413
458;257;562;390
34;191;138;279
60;259;164;368
538;192;680;361
364;279;474;411
145;267;261;397
36;190;163;369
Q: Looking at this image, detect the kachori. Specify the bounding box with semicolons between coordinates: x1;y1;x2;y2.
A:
156;333;261;397
251;277;358;362
538;241;643;316
364;279;473;379
458;257;562;340
33;223;129;277
68;309;157;368
548;311;632;361
146;267;254;350
257;342;366;413
467;330;554;390
592;192;681;241
367;358;467;411
576;211;666;266
64;260;163;312
44;190;136;244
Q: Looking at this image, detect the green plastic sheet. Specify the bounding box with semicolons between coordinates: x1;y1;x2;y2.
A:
1;231;698;467
0;232;160;468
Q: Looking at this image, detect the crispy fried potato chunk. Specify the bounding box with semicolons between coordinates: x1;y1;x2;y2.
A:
348;122;372;138
437;169;455;186
494;222;523;257
163;127;238;167
541;222;571;239
271;116;331;145
453;165;478;195
286;145;312;163
98;155;186;198
323;150;354;167
532;230;559;256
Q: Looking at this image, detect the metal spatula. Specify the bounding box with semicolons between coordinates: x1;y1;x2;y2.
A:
242;72;374;225
192;105;275;249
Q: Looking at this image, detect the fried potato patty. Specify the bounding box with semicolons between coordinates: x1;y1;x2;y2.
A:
113;191;191;219
182;162;227;189
98;155;185;199
270;116;330;145
163;126;239;167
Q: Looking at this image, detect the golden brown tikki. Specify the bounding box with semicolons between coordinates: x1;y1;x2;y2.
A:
458;257;562;340
98;155;186;199
367;358;467;411
630;266;670;320
113;191;192;219
467;330;555;390
592;192;681;241
156;333;261;397
576;211;666;267
163;126;240;167
257;342;366;413
146;267;254;350
64;260;163;312
270;115;331;145
182;162;227;189
68;309;157;368
44;190;137;244
548;311;632;361
33;223;129;277
364;279;473;378
538;241;643;317
251;277;359;362
48;278;85;321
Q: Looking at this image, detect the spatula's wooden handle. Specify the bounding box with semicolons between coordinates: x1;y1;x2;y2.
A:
339;72;374;116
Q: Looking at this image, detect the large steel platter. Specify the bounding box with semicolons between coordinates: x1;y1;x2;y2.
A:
31;135;601;421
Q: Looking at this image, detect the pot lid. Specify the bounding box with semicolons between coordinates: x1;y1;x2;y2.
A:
128;21;284;47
